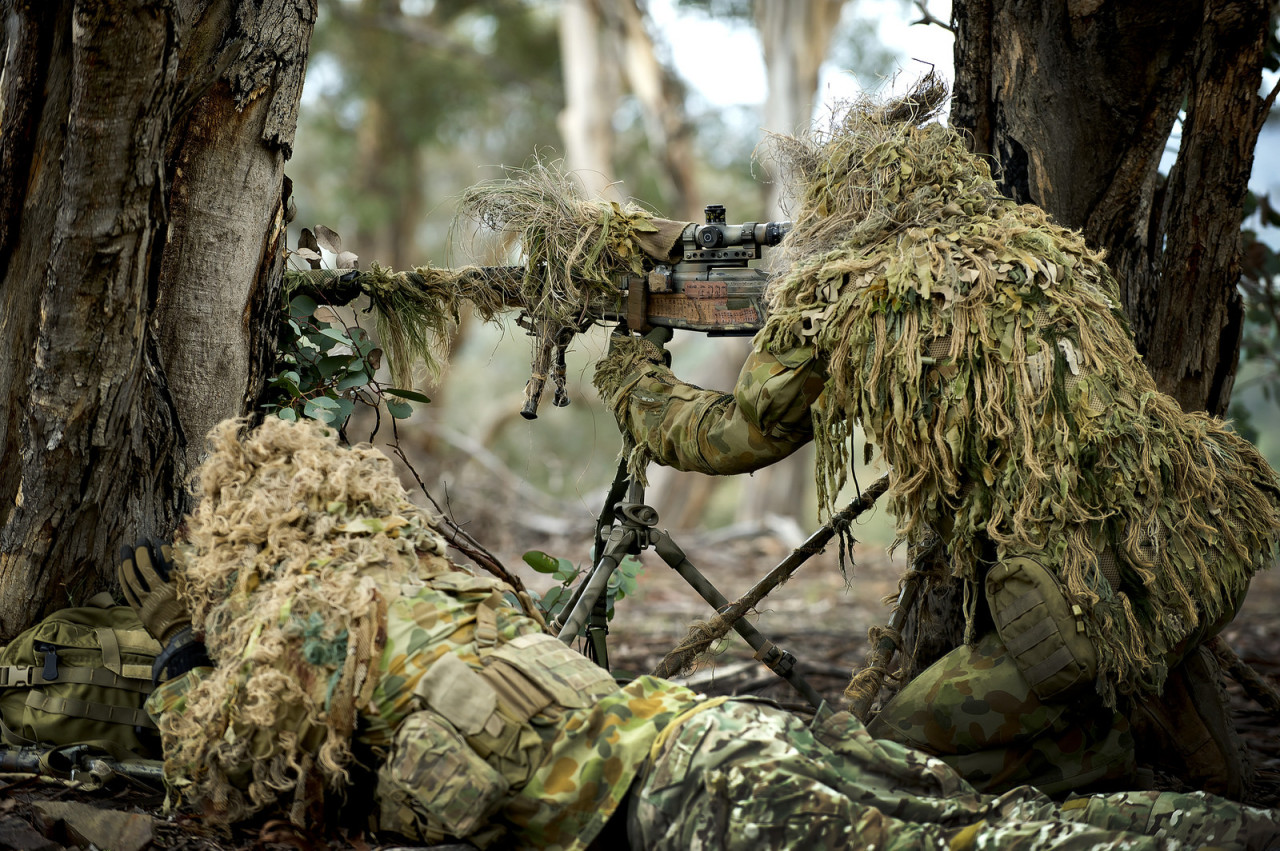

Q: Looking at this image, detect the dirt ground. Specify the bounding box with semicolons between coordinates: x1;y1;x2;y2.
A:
3;520;1279;850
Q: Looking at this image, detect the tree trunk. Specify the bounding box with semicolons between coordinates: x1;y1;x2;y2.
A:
0;0;315;641
952;0;1274;416
558;0;624;203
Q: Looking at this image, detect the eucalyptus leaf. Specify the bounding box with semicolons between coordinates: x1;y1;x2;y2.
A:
384;387;432;403
314;225;343;255
289;295;318;318
337;371;369;391
386;399;413;419
336;250;359;270
522;551;559;574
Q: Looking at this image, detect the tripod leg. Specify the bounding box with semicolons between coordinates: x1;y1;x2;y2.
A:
652;532;826;710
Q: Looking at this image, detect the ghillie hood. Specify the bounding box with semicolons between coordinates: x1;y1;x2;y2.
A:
759;78;1280;700
161;418;454;823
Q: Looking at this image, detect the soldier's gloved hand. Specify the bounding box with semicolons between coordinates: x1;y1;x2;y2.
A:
592;328;673;410
118;539;191;644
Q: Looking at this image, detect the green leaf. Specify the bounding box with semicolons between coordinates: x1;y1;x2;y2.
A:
523;551;559;573
319;355;352;379
384;387;432;404
320;327;353;344
289;295;318;318
308;396;341;409
333;396;354;421
386;399;413;419
278;407;298;422
337;371;369;391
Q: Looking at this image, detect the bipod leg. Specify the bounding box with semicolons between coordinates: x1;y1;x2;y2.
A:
553;523;640;643
651;531;826;710
586;584;610;668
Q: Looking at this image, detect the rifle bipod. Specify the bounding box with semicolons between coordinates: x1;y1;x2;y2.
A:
550;461;826;710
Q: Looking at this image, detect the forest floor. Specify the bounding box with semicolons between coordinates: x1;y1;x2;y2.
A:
3;518;1279;850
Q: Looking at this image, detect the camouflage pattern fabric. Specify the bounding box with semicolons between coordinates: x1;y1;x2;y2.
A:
628;698;1280;850
149;568;701;851
594;336;823;482
867;631;1136;795
147;579;1280;850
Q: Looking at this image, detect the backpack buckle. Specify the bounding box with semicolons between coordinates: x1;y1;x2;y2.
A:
0;666;34;688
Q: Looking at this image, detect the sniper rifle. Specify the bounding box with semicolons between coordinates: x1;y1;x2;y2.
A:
285;204;789;418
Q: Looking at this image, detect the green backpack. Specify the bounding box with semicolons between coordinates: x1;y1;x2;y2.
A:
0;594;162;759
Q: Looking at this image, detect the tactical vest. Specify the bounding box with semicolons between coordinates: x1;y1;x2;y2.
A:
375;602;620;844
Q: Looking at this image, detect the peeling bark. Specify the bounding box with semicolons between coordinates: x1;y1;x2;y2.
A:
0;0;315;640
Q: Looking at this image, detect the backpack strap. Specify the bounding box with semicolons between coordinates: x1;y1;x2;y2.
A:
0;664;153;694
23;691;156;730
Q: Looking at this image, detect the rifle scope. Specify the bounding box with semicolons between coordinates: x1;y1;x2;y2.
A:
689;204;789;251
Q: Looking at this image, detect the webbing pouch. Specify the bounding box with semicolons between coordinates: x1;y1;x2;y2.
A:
986;556;1098;701
482;633;617;710
377;710;509;840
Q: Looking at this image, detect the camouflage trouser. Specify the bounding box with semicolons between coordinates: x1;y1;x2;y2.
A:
868;631;1135;795
626;699;1280;850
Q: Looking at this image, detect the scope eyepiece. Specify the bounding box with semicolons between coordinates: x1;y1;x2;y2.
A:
698;226;725;249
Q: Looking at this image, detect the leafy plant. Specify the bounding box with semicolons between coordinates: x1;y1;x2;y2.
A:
262;228;431;432
522;550;644;626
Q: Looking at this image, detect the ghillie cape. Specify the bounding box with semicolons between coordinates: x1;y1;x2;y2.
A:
159;418;455;823
758;84;1280;703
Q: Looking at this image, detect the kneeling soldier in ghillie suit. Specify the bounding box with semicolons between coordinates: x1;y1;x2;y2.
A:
122;418;1280;849
593;82;1280;798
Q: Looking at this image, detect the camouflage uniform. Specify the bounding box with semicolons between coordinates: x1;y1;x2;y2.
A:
147;563;1280;850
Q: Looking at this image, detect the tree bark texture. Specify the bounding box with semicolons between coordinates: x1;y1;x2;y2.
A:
0;0;315;640
951;0;1275;416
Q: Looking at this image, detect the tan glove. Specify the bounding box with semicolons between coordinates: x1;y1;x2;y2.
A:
592;330;672;411
118;539;191;644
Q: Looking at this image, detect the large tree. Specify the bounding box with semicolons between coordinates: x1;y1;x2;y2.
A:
0;0;315;641
952;0;1277;416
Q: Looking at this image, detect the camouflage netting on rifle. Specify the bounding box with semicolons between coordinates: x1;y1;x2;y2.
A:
289;159;674;387
758;78;1280;703
160;418;452;823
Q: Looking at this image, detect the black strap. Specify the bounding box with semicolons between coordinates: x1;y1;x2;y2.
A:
151;627;212;685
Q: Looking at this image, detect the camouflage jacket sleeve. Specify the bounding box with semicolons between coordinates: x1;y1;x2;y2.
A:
597;338;827;475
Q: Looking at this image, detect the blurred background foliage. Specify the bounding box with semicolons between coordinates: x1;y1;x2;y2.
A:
286;0;1280;559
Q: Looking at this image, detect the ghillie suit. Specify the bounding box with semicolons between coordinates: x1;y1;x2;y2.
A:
755;84;1280;705
157;418;457;821
593;79;1280;794
140;420;1280;850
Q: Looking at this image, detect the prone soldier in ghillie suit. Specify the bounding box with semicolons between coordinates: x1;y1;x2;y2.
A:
119;417;1280;849
592;80;1280;799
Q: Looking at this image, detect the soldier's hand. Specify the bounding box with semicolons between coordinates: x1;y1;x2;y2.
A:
118;539;191;644
592;330;672;407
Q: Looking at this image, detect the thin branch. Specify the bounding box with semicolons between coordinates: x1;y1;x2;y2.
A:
1208;635;1280;717
911;1;954;33
652;474;891;678
385;435;526;595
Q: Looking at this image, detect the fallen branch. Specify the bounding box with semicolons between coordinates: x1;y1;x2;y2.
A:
652;474;890;678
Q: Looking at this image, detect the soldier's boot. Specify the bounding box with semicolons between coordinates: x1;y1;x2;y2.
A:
1128;645;1251;798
